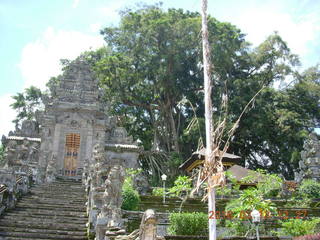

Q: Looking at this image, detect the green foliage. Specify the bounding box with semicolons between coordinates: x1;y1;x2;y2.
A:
279;218;320;237
241;169;283;197
121;186;140;210
10;86;43;126
121;169;141;211
152;187;165;197
168;212;208;236
299;179;320;199
215;185;232;197
48;4;320;183
225;188;276;219
224;187;276;236
168;176;192;198
96;5;247;160
224;219;252;236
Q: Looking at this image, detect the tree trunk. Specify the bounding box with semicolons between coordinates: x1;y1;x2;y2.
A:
168;105;180;153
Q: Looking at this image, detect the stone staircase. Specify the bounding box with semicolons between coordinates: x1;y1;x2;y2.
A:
0;179;88;240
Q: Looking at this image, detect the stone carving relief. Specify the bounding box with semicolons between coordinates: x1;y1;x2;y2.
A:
12;120;39;138
111;209;160;240
46;155;57;183
108;127;133;144
295;133;320;182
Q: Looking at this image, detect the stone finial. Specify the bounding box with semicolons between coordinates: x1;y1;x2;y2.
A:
108;127;134;144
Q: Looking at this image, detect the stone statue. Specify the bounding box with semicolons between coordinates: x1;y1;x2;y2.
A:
139;209;157;240
104;165;125;208
17;139;30;164
133;172;150;196
99;164;125;228
296;133;320;182
46;155;57;183
113;209;160;240
4;140;18;167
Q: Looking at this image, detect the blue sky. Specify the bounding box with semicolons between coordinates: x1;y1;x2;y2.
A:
0;0;319;137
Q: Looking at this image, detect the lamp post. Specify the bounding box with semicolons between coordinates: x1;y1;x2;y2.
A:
251;209;261;240
161;174;167;204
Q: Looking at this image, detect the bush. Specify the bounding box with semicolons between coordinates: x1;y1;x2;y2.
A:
241;169;283;197
280;219;320;237
121;185;140;210
168;176;192;198
121;169;141;210
152;187;165;197
168;212;208;236
299;179;320;199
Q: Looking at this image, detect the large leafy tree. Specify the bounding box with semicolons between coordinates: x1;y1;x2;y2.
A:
96;5;246;156
92;5;319;179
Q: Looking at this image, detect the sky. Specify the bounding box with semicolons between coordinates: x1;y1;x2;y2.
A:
0;0;319;137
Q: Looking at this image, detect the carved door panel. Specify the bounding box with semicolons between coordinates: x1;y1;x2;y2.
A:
64;133;80;176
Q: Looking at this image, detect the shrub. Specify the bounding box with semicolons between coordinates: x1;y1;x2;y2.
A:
241;169;283;198
280;219;320;237
168;212;208;236
168;176;192;198
152;187;165;197
121;169;141;210
225;188;276;218
299;179;320;199
121;184;140;210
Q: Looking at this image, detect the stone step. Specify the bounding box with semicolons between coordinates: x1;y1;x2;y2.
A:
26;196;85;202
16;199;86;208
0;231;87;240
1;215;87;224
9;208;87;217
4;211;87;219
16;202;86;211
0;179;88;240
28;193;85;199
0;226;86;236
0;220;86;231
0;237;59;240
30;189;85;195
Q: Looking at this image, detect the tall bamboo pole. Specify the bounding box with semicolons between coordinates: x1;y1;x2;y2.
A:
201;0;217;239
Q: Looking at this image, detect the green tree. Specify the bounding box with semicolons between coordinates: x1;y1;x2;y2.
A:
11;86;43;126
95;5;246;158
63;5;319;180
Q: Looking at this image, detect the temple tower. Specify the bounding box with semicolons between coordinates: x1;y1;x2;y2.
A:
38;58;111;180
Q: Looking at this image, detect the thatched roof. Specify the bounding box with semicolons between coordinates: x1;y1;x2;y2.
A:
227;164;262;182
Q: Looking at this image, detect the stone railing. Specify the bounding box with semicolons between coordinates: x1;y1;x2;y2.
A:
0;169;31;216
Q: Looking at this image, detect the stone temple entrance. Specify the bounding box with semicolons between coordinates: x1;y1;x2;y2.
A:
64;133;80;176
36;58;110;181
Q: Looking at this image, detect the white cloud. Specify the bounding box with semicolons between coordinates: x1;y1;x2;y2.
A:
0;94;16;138
19;27;105;90
89;23;102;33
72;0;80;8
99;0;127;21
224;1;320;68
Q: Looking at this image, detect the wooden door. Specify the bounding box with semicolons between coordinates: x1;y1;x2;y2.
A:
64;133;80;176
